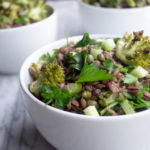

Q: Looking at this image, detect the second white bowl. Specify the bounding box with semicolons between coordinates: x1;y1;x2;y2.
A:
0;8;57;74
79;0;150;36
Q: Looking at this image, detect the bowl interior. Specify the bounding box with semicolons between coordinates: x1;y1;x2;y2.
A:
20;34;150;120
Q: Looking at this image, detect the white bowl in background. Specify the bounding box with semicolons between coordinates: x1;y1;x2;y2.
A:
0;8;57;74
20;35;150;150
79;0;150;36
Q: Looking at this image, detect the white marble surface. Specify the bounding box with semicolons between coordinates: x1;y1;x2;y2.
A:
0;1;83;150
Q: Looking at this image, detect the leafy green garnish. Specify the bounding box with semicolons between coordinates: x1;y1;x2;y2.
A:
69;50;88;71
40;51;59;62
136;92;150;109
100;101;118;115
122;74;138;84
41;84;72;109
103;59;117;71
76;63;115;83
122;92;133;99
114;37;120;44
140;83;150;93
74;33;96;48
108;0;117;7
115;97;125;103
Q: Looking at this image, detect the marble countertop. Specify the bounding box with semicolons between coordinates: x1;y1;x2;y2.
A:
0;1;83;150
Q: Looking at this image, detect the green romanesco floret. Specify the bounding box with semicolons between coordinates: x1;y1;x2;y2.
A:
116;31;150;69
41;63;65;87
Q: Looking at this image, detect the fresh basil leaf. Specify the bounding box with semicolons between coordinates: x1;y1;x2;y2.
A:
41;84;72;109
122;74;138;84
103;58;117;71
76;63;115;82
74;33;96;48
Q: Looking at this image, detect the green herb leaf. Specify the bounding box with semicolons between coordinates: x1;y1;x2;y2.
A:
103;58;117;71
40;51;59;62
122;74;138;84
69;50;88;71
76;63;115;83
114;37;120;44
122;92;133;99
41;84;72;109
100;102;118;115
140;83;150;93
74;33;96;48
136;92;150;109
108;0;117;7
40;53;51;62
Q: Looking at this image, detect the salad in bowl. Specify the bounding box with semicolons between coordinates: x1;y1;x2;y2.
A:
28;31;150;117
83;0;150;8
0;0;53;29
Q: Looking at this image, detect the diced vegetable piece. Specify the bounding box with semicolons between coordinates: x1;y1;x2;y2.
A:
69;83;82;95
84;106;99;116
90;48;102;59
120;100;135;114
122;74;138;84
29;80;42;96
2;2;10;9
130;66;148;78
102;39;116;52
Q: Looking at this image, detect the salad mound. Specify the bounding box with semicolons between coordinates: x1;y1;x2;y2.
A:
83;0;150;8
29;31;150;117
0;0;53;29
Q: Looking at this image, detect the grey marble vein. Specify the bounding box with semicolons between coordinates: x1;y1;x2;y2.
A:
0;1;82;150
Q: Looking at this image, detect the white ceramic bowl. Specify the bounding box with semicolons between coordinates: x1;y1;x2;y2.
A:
20;35;150;150
0;8;57;74
79;0;150;36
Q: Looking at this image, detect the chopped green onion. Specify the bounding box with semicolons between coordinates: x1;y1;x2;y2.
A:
100;102;118;115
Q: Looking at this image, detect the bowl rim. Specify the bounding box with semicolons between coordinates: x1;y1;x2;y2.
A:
79;0;150;12
20;34;150;121
0;5;55;33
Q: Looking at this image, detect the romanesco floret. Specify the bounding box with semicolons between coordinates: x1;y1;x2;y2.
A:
41;63;65;87
115;31;150;69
